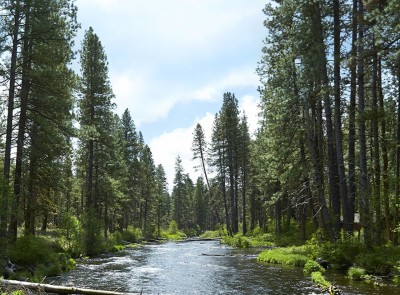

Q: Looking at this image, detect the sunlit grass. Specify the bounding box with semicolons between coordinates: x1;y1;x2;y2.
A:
258;246;311;267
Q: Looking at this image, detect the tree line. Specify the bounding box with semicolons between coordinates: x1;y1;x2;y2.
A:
1;0;399;260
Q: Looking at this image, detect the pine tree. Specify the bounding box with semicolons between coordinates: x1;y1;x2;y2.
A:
79;27;114;255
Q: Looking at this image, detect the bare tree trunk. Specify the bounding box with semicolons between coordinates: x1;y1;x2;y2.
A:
333;0;351;234
348;0;358;233
9;4;33;241
25;122;39;236
378;58;391;242
1;0;21;251
371;48;382;243
395;66;400;245
304;95;335;242
357;0;372;245
311;0;340;236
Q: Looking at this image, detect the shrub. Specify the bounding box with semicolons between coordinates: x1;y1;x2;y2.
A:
8;235;59;267
109;244;125;252
168;220;178;235
199;230;220;239
109;231;123;245
122;227;143;243
304;259;325;275
354;246;400;275
7;235;73;281
58;213;84;256
308;237;364;270
224;233;250;248
347;267;366;281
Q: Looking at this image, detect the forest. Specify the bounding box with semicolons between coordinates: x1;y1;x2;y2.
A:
0;0;400;286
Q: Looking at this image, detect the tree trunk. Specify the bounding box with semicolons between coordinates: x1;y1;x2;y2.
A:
0;279;132;295
9;5;33;241
357;0;372;245
348;0;358;233
395;66;400;245
304;95;335;242
371;48;382;244
333;0;352;234
3;0;20;182
1;0;21;252
311;0;340;237
378;59;391;242
25;123;40;236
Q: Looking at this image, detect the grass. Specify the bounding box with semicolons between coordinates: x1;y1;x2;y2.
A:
311;271;332;289
199;230;220;239
347;267;366;281
303;259;325;275
258;246;311;267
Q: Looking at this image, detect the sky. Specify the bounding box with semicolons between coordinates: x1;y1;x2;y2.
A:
75;0;267;190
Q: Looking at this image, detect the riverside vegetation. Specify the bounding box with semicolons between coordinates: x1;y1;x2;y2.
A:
220;222;400;293
1;220;190;282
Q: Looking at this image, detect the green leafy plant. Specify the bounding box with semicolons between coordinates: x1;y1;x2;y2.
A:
304;259;325;275
347;267;366;281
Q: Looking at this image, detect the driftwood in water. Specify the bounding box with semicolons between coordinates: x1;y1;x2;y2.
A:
178;238;221;243
1;279;137;295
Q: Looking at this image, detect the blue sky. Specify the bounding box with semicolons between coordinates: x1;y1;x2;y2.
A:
75;0;267;190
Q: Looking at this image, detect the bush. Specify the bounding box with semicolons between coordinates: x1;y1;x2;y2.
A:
109;231;123;245
354;246;400;275
121;227;143;243
7;235;72;281
304;259;325;275
347;267;366;281
308;237;364;270
8;235;60;267
58;213;84;257
168;220;178;235
223;233;250;248
199;230;220;239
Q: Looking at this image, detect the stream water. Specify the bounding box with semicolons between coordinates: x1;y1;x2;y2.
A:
51;240;399;294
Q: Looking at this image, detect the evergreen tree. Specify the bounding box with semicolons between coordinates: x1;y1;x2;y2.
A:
78;27;114;255
172;156;184;228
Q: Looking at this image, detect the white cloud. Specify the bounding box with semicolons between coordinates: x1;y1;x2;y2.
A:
77;0;264;59
111;67;259;126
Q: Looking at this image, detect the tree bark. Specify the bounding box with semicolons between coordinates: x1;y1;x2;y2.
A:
395;66;400;245
9;3;33;241
0;279;132;295
333;0;352;233
311;0;340;236
357;0;372;245
378;59;391;242
348;0;358;233
304;95;335;242
371;48;382;243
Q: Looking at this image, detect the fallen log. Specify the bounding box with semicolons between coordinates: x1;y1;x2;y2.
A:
178;238;221;243
1;279;137;295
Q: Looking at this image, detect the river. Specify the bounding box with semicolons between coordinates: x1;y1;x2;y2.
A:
51;240;399;294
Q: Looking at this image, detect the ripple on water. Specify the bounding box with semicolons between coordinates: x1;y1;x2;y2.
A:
51;241;399;295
